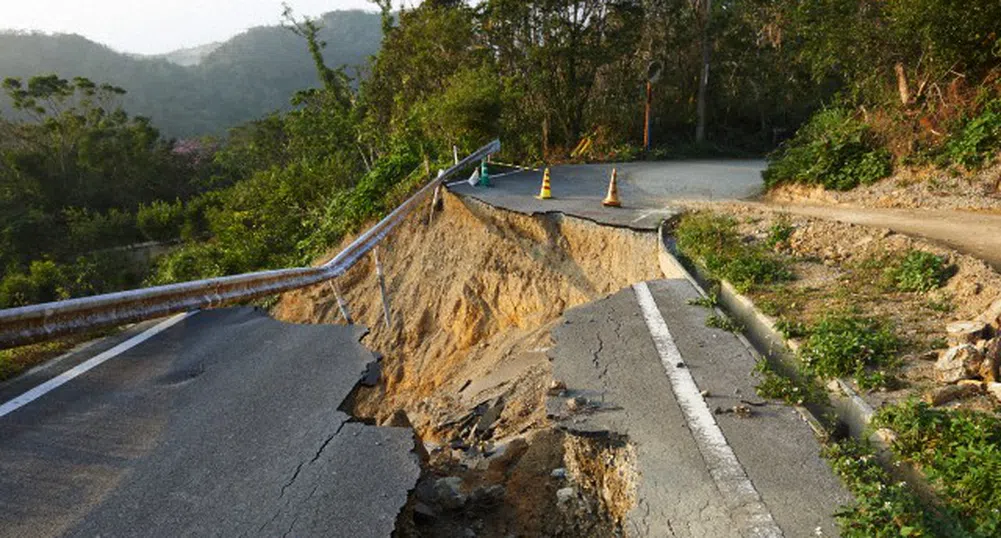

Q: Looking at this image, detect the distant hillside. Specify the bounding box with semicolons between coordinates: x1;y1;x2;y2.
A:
152;42;224;67
0;10;382;137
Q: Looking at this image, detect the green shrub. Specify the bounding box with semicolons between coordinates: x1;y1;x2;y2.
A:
884;250;950;293
676;213;792;293
148;242;228;285
705;313;743;333
875;401;1001;536
62;207;141;252
753;360;824;406
823;440;942;538
799;313;898;389
944;99;1001;169
763;108;892;191
137;199;185;242
0;260;67;308
765;214;794;249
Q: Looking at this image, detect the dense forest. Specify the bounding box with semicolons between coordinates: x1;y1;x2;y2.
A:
0;10;382;137
1;0;999;314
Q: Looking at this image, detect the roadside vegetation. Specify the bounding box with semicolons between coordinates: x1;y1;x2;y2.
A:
677;204;1001;537
762;1;1001;192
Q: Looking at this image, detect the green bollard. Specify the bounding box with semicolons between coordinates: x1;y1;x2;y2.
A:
478;159;491;187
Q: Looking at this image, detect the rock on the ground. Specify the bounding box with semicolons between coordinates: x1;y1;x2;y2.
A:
979;298;1001;333
550;467;567;479
935;344;984;383
987;383;1001;404
556;487;576;505
433;476;467;510
982;339;1001;383
924;383;981;406
947;321;989;346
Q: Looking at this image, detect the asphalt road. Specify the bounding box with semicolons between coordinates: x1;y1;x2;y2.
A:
548;281;850;537
450;160;765;230
0;308;419;538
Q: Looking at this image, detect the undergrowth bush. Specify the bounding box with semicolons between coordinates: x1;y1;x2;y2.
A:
944;98;1001;169
675;213;792;293
823;440;946;537
875;401;1001;536
137;199;185;242
884;250;951;293
763;108;892;191
799;313;898;389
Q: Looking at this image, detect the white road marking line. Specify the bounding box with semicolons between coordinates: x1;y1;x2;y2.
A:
0;312;196;419
633;282;783;538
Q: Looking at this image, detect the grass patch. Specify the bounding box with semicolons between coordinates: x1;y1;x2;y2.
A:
823;439;950;538
687;284;720;308
884;250;952;293
753;360;825;406
675;213;793;293
799;313;899;390
765;214;794;249
705;313;743;333
874;401;1001;537
774;317;808;339
0;340;76;381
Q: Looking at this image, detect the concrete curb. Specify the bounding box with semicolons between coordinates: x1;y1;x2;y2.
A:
655;220;943;505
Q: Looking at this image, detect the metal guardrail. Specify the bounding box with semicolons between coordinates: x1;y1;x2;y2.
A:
0;140;501;348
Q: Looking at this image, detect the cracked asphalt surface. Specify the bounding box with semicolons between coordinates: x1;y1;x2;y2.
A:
0;308;420;538
548;281;851;537
450;160;764;230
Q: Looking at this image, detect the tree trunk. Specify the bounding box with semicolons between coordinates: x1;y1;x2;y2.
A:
695;0;711;143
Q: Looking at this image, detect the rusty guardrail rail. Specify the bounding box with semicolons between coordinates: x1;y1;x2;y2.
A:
0;140;501;348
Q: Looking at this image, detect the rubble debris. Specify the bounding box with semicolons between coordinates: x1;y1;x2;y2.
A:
935;344;984;383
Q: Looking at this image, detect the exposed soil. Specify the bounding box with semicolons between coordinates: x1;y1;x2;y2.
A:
766;162;1001;212
275;192;661;536
682;201;1001;412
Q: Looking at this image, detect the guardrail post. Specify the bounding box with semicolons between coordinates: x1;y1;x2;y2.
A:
453;145;459;166
328;281;353;325
428;170;444;225
373;247;392;329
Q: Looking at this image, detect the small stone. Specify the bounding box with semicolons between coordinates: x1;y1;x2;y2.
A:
924;384;979;406
733;404;753;418
470;484;505;504
550;467;567;479
981;339;1001;382
433;476;467;510
556;487;576;505
979;298;1001;333
946;321;989;346
700;390;710;398
987;382;1001;404
566;396;587;412
935;344;984;383
676;362;686;368
413;501;437;523
548;379;567;395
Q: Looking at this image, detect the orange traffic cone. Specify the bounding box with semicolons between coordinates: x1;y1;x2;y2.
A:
602;168;621;207
537;168;552;200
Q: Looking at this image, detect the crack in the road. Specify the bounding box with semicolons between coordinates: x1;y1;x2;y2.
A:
278;420;349;499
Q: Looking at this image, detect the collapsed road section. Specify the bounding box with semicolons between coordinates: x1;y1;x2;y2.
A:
276;189;850;537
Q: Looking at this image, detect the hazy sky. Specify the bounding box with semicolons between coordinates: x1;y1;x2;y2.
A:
3;0;380;55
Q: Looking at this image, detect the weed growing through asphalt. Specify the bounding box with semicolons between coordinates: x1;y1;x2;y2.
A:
884;250;952;293
705;313;743;333
799;312;898;390
875;401;1001;536
675;213;793;293
753;360;824;406
823;440;945;538
687;284;720;308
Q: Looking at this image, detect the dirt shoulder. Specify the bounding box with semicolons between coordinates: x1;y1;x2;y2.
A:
746;201;1001;272
681;200;1001;412
766;162;1001;213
